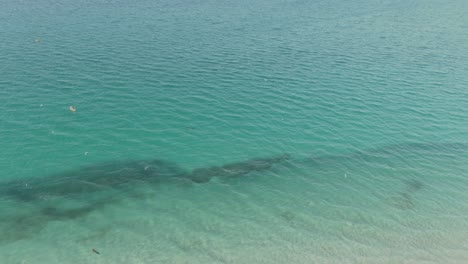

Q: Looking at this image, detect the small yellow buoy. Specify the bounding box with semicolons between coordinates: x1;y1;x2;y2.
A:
69;105;77;112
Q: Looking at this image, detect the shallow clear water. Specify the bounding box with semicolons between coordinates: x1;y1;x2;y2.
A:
0;0;467;263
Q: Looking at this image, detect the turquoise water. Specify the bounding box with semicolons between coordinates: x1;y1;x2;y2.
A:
1;0;468;263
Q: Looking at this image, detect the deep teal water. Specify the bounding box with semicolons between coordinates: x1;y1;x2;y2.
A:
1;0;468;263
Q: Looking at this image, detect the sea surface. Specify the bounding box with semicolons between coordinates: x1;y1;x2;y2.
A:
1;0;468;263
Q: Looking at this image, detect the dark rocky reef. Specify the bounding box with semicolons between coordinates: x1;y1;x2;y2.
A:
0;154;290;244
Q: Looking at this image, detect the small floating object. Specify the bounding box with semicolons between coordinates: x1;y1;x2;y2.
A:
69;105;77;112
92;248;100;255
34;37;41;43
